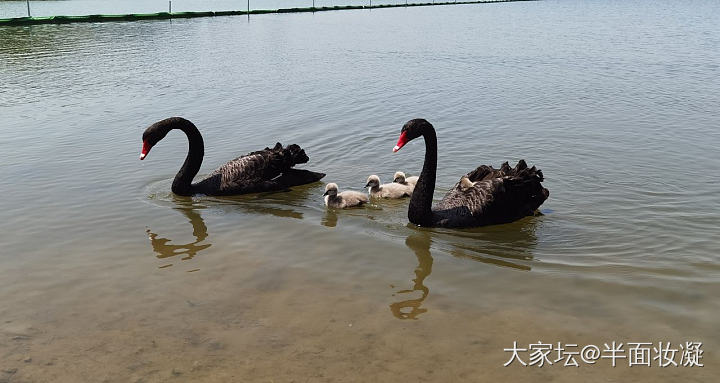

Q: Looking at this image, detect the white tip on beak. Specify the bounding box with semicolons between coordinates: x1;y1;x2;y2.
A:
393;145;400;153
140;153;146;160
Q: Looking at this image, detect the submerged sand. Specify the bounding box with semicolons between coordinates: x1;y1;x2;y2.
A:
1;221;716;382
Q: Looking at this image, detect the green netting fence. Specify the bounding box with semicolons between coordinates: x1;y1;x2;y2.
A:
0;0;535;26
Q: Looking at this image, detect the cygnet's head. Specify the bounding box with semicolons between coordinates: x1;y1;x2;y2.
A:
323;183;338;197
365;175;381;188
393;171;406;183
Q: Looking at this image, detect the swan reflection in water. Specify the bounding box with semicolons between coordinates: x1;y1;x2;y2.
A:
321;209;339;228
146;205;212;263
146;189;310;264
320;200;389;228
321;207;381;228
390;232;434;320
390;217;540;319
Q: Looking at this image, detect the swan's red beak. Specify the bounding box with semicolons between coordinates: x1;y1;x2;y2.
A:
140;141;151;160
393;131;409;153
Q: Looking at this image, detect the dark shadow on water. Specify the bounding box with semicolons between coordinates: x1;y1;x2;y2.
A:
0;26;56;56
200;181;321;219
435;217;539;271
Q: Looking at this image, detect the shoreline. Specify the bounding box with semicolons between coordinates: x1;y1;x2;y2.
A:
0;0;537;26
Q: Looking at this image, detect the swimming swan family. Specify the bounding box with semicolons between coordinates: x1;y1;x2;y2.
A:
140;118;548;228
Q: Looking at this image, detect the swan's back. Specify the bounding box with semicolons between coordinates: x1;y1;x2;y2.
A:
193;143;321;195
432;160;549;227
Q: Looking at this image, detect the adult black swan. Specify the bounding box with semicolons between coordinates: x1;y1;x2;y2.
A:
392;119;549;228
140;117;325;196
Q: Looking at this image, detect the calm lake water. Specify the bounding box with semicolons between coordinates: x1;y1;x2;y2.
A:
1;0;412;18
1;0;719;381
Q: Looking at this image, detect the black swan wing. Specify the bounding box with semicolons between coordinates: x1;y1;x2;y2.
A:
194;143;315;194
433;160;549;227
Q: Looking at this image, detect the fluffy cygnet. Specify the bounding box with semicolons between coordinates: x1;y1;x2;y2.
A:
323;183;369;208
365;175;412;199
393;171;419;186
459;175;477;190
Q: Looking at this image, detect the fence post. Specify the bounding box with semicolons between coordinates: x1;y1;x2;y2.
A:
169;0;172;13
26;0;31;17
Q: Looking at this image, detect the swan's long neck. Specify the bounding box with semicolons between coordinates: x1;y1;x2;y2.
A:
408;126;437;226
170;121;204;196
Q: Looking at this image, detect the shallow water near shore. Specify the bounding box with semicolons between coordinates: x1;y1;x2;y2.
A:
1;0;719;381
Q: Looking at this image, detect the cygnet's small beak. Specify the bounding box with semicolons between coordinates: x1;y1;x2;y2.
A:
393;178;400;183
364;182;371;188
323;191;329;196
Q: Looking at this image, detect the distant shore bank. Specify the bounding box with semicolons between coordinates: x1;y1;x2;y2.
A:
0;0;536;26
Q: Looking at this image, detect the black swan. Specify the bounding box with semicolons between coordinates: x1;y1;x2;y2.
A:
392;119;549;228
140;117;325;196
